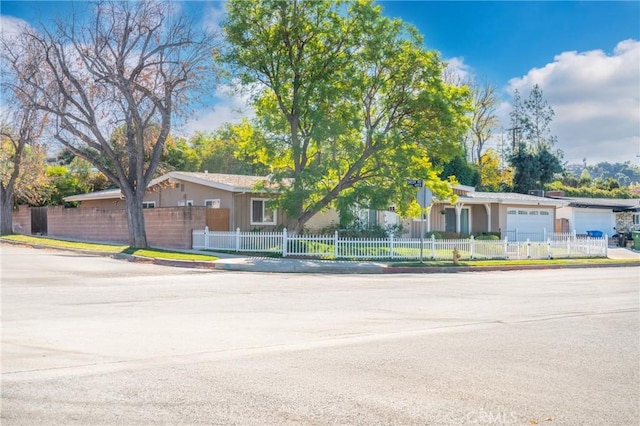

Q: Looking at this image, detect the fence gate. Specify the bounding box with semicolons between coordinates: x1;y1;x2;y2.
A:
206;208;230;231
30;207;48;235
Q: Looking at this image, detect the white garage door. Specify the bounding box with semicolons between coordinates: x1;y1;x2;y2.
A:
506;208;554;240
573;209;614;235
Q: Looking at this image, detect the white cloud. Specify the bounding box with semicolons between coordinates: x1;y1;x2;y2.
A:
201;1;226;36
505;39;640;164
179;84;254;136
443;56;474;83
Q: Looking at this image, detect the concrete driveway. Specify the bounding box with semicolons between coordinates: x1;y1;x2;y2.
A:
2;245;639;425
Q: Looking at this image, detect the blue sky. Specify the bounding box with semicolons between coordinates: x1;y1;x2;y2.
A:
2;1;639;165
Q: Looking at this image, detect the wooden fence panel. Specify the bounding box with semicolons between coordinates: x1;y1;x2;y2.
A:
30;207;48;235
206;208;230;231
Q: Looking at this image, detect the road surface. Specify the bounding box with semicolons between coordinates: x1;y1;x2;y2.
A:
2;245;638;425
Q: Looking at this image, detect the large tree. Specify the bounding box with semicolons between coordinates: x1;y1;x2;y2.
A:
0;26;49;235
224;0;469;231
12;0;216;247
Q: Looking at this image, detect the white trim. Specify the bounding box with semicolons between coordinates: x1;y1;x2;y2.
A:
250;198;277;225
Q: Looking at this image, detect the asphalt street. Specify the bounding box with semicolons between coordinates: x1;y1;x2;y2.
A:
1;245;639;425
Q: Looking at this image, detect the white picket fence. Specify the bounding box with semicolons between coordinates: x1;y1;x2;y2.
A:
192;228;608;260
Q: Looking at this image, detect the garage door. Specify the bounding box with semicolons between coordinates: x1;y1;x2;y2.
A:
573;209;614;235
506;208;554;240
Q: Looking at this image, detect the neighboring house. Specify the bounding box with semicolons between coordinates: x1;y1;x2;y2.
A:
544;194;640;236
365;185;569;240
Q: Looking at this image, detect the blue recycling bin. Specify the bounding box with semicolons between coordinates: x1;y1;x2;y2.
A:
586;230;603;238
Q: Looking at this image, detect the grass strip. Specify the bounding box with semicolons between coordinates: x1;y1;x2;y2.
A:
1;234;218;262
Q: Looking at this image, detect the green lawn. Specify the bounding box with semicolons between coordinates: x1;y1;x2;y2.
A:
1;234;219;262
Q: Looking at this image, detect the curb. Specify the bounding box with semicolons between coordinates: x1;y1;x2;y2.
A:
2;239;640;273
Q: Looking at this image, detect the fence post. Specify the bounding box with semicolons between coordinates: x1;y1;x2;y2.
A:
282;228;288;257
389;233;395;259
204;226;209;250
504;236;509;259
431;234;436;260
572;229;577;241
526;238;531;259
235;227;241;252
334;230;339;258
470;235;475;260
547;239;552;259
567;237;571;258
604;234;608;257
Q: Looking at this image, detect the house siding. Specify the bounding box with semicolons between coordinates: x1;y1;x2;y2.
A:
148;181;234;208
232;193;287;231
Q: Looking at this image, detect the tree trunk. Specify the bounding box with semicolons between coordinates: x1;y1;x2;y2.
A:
124;190;148;248
0;185;15;235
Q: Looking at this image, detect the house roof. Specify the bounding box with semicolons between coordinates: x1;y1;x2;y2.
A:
545;196;640;211
154;171;276;193
63;188;123;202
459;191;569;207
63;172;276;203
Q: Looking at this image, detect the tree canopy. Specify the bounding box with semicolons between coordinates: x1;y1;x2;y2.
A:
224;0;469;231
10;0;218;247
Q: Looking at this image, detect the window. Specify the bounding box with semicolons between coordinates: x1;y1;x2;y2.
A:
634;213;640;225
507;210;516;215
205;199;221;208
540;211;550;216
529;211;539;216
142;201;156;209
251;198;276;225
178;200;194;207
518;210;528;215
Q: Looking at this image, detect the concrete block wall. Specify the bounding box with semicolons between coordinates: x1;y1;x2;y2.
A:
11;205;31;234
46;206;207;249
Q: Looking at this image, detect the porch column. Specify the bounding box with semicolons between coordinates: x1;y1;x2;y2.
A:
484;203;492;232
455;203;463;233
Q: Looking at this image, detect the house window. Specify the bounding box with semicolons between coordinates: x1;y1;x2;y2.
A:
178;200;194;207
205;199;221;208
540;211;550;216
634;213;640;225
142;201;156;209
251;198;276;225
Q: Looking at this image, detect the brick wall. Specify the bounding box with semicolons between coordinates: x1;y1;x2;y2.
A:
46;206;206;249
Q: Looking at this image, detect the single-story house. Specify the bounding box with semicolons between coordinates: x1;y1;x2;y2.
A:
62;173;574;241
365;185;569;240
63;171;337;232
544;193;640;236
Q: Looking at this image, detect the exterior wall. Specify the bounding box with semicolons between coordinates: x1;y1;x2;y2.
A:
232;193;287;231
148;181;234;208
80;199;124;210
615;212;635;233
11;205;31;234
470;204;488;234
304;209;339;232
46;206;206;249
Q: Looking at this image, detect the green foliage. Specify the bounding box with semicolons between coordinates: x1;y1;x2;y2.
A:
161;137;201;172
545;181;633;198
224;0;469;230
439;151;481;187
510;143;563;193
